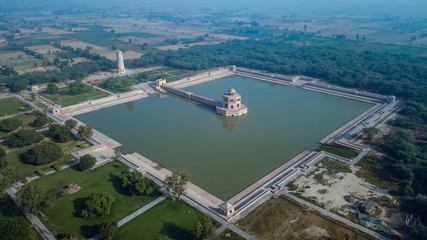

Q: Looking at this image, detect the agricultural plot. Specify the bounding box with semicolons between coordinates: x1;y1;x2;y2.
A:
60;40;143;60
0;51;42;71
31;161;160;239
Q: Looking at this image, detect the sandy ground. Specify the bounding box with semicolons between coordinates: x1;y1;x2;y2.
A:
0;51;28;61
292;161;407;232
26;45;62;54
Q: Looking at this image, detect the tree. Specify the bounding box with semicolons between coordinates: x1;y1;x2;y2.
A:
399;180;414;196
99;220;118;240
65;119;77;129
362;127;380;141
79;154;97;171
21;143;63;165
0;217;30;240
122;78;133;88
60;232;78;240
78;123;93;140
0;158;18;190
0;118;22;132
6;130;44;148
45;83;58;94
0;147;5;159
121;170;156;196
33;115;49;127
81;192;115;218
16;184;53;214
48;124;73;142
10;82;26;93
195;216;216;240
164;169;189;199
68;81;90;95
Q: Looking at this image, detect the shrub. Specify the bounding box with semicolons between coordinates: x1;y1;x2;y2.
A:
0;118;22;132
35;169;45;177
6;130;44;148
79;154;97;171
48;124;73;143
121;170;156;196
64;119;77;129
53;164;63;172
99;220;118;240
21;143;63;165
81;193;114;218
33;115;49;127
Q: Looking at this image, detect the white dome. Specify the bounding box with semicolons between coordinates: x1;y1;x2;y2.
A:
228;88;236;94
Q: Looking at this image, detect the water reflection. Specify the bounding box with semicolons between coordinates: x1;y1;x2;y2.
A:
217;114;247;131
125;102;134;111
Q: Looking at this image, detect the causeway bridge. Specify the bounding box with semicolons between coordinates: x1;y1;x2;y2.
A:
161;85;222;108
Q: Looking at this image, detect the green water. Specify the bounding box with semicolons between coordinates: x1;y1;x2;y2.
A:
76;76;373;200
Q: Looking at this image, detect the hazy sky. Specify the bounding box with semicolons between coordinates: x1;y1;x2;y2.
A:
1;0;426;19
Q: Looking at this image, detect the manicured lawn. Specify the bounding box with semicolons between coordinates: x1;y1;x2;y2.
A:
3;137;87;179
32;161;160;239
40;88;109;107
0;98;26;116
114;199;210;240
93;76;134;93
0;113;39;138
317;145;357;159
141;67;194;83
237;196;370;240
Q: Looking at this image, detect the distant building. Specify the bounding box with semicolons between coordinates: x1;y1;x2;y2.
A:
116;50;126;74
216;88;248;117
30;85;39;91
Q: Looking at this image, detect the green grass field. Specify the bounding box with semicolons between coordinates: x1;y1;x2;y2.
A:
142;67;194;82
317;145;357;159
31;161;160;239
40;87;109;107
93;76;134;93
114;199;210;240
216;229;245;240
0;113;38;138
2;137;86;179
237;196;370;240
0;98;27;116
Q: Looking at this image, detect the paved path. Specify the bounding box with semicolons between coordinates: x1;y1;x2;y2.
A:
284;193;390;240
6;187;56;240
118;195;167;227
83;82;115;96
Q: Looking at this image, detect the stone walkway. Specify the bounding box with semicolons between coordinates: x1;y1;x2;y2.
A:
118;195;167;227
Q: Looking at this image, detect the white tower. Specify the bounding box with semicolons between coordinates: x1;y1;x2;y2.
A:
116;50;126;74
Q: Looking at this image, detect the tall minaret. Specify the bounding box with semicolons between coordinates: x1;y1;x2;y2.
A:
116;50;126;74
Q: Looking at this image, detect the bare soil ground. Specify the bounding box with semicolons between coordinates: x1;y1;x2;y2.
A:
60;40;142;60
26;44;62;54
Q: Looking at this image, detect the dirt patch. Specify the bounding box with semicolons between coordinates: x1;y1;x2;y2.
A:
60;40;142;60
